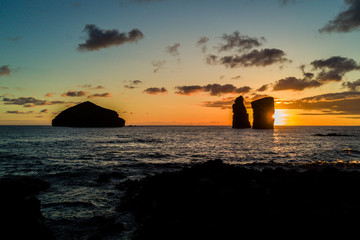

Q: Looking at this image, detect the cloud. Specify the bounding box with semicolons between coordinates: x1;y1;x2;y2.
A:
2;96;67;107
124;80;143;89
217;31;265;53
6;110;34;114
0;87;9;90
319;0;360;33
175;84;251;96
61;90;88;97
78;84;105;90
256;84;269;92
273;77;321;91
77;24;144;51
40;109;49;113
311;56;360;82
342;79;360;91
45;93;55;97
143;87;168;95
88;93;112;98
196;36;209;53
231;75;242;80
166;43;181;56
152;60;166;73
201;97;235;109
276;91;360;115
0;65;11;77
208;48;291;68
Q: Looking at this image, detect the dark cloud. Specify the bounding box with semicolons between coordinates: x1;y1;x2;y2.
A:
196;37;209;53
166;43;181;56
279;0;298;5
218;31;265;53
276;91;360;115
40;109;49;113
201;97;235;109
209;48;291;68
256;84;269;92
77;24;144;51
342;79;360;91
2;97;67;107
143;87;168;95
175;84;251;96
88;93;112;98
6;36;23;42
152;60;166;73
0;87;9;89
231;75;241;80
6;110;34;114
319;0;360;33
61;90;88;97
78;84;105;90
124;80;143;89
273;77;321;91
0;65;11;77
311;56;360;82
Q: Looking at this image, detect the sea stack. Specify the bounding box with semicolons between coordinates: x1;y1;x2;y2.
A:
232;96;251;128
52;101;125;127
251;97;274;129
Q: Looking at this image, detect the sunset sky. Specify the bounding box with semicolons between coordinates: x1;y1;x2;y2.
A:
1;0;360;125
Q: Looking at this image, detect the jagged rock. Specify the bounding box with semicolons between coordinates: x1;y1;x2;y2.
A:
232;96;251;128
52;101;125;127
0;176;55;240
251;97;274;129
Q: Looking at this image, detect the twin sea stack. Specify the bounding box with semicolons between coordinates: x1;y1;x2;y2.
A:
232;96;274;129
52;101;125;127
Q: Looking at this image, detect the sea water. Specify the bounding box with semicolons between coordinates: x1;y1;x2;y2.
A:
1;125;360;238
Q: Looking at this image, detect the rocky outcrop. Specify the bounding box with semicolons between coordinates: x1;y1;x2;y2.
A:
232;96;251;128
251;97;274;129
0;176;55;240
52;101;125;127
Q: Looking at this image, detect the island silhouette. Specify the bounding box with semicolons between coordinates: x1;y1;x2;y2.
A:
52;101;125;127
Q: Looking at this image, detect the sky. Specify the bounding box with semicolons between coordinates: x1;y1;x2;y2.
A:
1;0;360;126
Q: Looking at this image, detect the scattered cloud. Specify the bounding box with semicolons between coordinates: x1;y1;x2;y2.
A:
276;91;360;115
166;43;181;56
273;76;321;91
0;87;9;90
152;60;166;73
78;84;105;90
217;31;265;53
88;93;112;98
207;48;291;68
143;87;168;95
342;79;360;91
40;109;49;113
201;97;235;109
319;0;360;33
310;56;360;83
0;65;11;77
2;96;67;107
256;84;269;92
45;93;55;97
77;24;144;51
175;83;251;96
61;90;88;97
196;36;209;53
124;80;143;89
231;75;242;80
6;36;23;42
6;110;34;114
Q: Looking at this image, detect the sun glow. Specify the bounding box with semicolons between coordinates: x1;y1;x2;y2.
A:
273;109;288;126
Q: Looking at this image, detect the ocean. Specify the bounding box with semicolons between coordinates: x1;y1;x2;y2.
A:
1;125;360;239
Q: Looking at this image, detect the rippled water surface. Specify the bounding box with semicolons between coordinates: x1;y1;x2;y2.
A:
1;125;360;238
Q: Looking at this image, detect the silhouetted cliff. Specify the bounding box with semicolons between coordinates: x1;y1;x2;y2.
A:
52;101;125;127
251;97;274;129
232;96;251;128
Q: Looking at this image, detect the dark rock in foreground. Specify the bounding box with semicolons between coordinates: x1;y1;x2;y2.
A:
52;101;125;127
118;160;360;239
0;176;55;240
232;96;251;129
251;97;274;129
